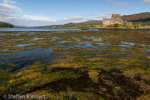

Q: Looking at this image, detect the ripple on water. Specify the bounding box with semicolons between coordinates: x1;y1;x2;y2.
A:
119;41;135;47
16;44;35;47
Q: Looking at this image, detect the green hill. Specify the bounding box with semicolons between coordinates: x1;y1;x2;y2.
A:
0;22;14;28
39;20;102;29
122;12;150;22
122;12;150;26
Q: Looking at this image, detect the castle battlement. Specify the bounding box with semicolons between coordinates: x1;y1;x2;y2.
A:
112;14;120;17
103;18;111;20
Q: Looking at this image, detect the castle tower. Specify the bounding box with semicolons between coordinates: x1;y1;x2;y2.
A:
111;14;123;25
103;18;111;27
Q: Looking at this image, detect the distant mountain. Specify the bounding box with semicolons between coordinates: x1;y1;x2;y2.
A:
78;20;102;25
64;22;74;25
0;21;6;24
0;21;14;28
38;20;102;28
122;12;150;22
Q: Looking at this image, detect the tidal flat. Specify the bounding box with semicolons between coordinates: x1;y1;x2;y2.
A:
0;31;150;100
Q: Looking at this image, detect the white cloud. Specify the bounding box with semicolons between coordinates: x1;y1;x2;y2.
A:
85;17;93;20
64;16;84;22
61;16;93;24
143;0;150;3
0;0;55;26
23;15;54;21
18;16;92;26
0;3;21;12
106;0;130;6
3;0;16;4
97;12;114;19
17;16;91;26
97;15;108;19
9;19;54;26
0;0;21;23
5;15;93;26
84;14;95;17
114;2;129;6
0;0;96;26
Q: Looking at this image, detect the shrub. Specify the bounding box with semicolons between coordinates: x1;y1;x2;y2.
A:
0;23;13;28
113;24;120;28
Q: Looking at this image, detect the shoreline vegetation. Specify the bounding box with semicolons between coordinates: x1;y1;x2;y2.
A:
36;25;150;30
37;23;150;30
84;27;150;30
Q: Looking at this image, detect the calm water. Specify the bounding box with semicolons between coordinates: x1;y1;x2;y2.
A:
1;27;150;32
0;28;78;31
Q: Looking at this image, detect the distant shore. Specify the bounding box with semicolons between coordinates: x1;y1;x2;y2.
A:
90;28;150;30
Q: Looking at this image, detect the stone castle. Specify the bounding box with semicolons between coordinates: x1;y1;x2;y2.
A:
103;14;132;27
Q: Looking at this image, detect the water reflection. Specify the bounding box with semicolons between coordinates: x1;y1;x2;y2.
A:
0;48;55;70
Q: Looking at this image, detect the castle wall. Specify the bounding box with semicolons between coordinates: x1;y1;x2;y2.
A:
111;14;123;25
103;14;132;27
127;22;132;26
103;18;111;27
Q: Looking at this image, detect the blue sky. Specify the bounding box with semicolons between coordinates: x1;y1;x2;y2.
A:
0;0;150;26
